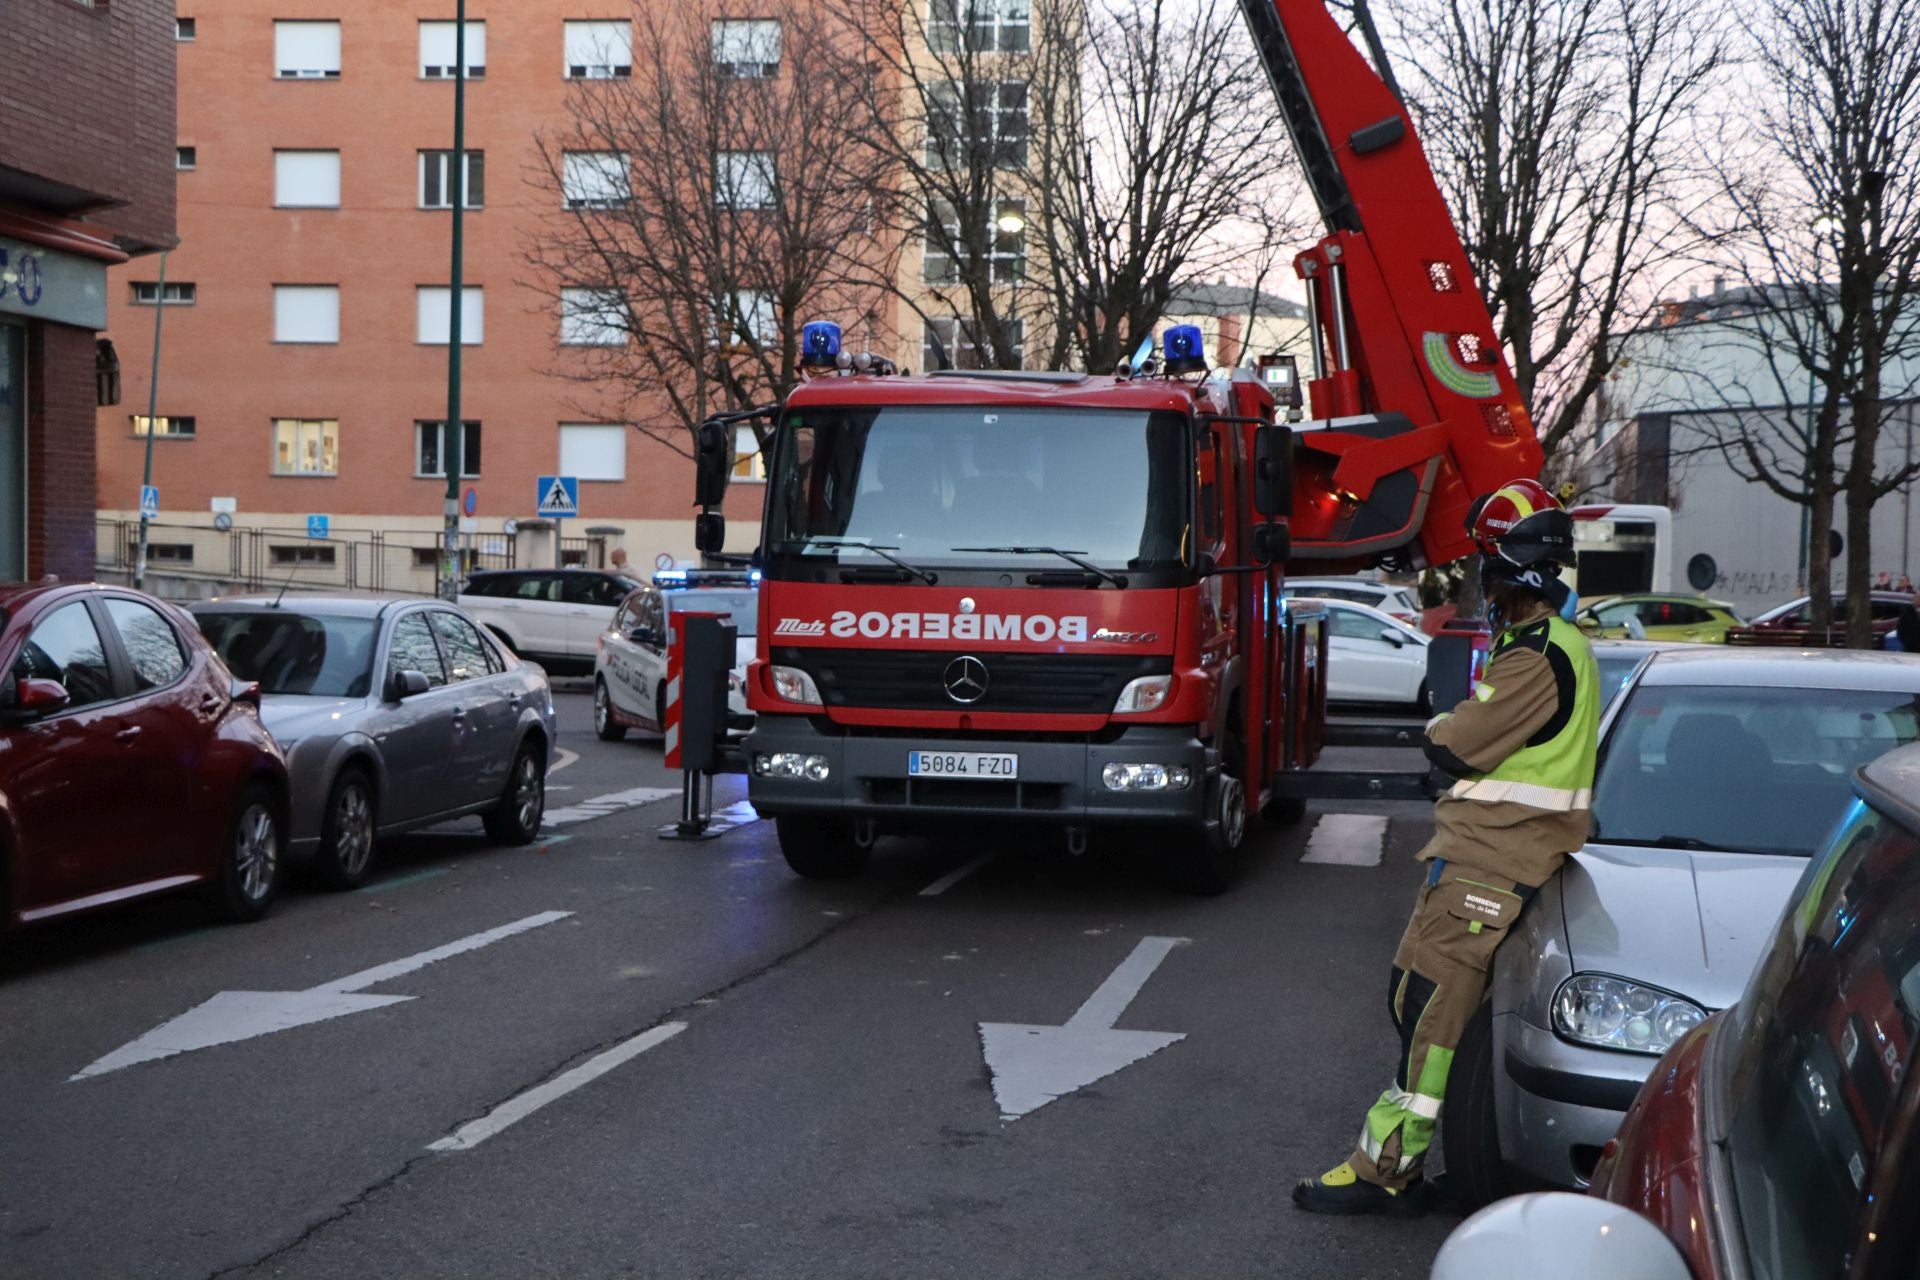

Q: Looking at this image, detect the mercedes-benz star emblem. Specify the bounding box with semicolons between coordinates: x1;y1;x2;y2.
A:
958;597;978;615
943;655;989;704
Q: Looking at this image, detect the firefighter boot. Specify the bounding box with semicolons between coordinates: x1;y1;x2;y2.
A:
1291;1162;1426;1217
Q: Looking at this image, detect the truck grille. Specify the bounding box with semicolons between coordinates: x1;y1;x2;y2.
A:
775;647;1171;715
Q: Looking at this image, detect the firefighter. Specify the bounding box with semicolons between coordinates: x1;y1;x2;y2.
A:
1292;479;1600;1216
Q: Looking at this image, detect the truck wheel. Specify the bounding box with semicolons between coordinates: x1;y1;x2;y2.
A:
1440;999;1512;1211
593;679;627;742
776;816;869;879
1169;768;1243;896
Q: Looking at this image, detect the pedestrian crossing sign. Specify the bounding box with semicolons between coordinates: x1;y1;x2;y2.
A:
536;475;579;519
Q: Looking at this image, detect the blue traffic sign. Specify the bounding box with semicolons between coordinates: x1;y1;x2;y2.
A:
536;475;579;519
464;486;478;518
139;485;159;522
306;514;330;540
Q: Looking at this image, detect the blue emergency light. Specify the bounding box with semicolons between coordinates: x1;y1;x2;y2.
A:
1163;324;1208;374
800;320;842;368
654;568;689;585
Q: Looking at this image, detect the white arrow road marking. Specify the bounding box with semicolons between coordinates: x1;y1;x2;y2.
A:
71;911;574;1081
544;785;679;826
428;1021;687;1152
979;935;1188;1121
550;747;580;775
1301;814;1389;866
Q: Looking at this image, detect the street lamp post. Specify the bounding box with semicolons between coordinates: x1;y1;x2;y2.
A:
438;0;469;601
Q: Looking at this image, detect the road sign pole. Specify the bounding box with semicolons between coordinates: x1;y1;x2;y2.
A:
438;0;468;602
134;249;169;590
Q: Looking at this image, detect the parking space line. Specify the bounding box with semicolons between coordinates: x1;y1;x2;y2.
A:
920;854;996;897
358;867;450;894
427;1022;688;1153
1301;814;1390;866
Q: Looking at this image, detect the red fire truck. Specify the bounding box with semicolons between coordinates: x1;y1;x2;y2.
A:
688;0;1543;890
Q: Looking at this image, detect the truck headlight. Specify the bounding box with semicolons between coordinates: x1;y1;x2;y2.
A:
754;752;831;782
1113;674;1172;714
1552;974;1707;1056
1101;762;1192;791
769;665;823;706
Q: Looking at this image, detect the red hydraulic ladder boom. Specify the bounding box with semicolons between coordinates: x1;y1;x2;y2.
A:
1238;0;1544;570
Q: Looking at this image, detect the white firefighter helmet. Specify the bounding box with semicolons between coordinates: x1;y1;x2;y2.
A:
1430;1193;1692;1280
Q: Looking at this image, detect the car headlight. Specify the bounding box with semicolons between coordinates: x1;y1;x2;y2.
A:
1552;974;1707;1056
769;664;822;706
1113;674;1172;714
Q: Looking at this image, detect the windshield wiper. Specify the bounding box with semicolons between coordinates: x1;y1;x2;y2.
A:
792;538;937;585
1590;833;1724;852
949;545;1128;588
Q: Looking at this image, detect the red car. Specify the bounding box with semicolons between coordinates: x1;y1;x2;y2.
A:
0;583;290;928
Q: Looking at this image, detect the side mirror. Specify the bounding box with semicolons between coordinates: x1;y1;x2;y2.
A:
1251;523;1291;566
229;678;262;706
694;418;733;509
1253;425;1294;517
629;625;660;647
695;511;726;556
386;669;431;701
13;677;70;717
1430;1193;1691;1280
1379;628;1407;648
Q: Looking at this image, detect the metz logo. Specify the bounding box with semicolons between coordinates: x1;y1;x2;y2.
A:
774;618;828;637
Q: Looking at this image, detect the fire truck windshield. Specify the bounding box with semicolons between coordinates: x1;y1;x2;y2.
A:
763;405;1190;575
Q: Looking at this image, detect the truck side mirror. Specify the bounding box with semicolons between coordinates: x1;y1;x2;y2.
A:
1254;425;1294;517
694;419;733;509
695;512;726;556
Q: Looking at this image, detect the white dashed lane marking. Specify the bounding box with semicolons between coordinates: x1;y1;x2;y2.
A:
1301;814;1390;866
544;786;680;827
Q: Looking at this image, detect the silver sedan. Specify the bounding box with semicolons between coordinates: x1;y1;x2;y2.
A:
1443;647;1920;1206
192;596;557;889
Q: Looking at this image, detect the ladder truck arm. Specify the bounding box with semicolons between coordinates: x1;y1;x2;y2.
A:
1238;0;1544;570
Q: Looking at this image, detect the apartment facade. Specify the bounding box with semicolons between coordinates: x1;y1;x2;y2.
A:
4;0;175;583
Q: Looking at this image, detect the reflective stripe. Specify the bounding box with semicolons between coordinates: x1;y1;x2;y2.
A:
1449;777;1592;811
1405;1093;1443;1119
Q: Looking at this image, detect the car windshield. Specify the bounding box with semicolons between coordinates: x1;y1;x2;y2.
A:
1590;684;1920;855
763;405;1190;572
665;589;757;638
196;611;377;698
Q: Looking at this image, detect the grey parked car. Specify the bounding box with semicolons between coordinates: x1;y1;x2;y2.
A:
192;596;556;889
1442;647;1920;1207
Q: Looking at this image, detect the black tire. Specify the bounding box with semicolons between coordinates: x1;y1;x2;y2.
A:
775;816;869;879
315;767;378;890
1167;765;1245;896
1441;998;1512;1211
483;740;546;845
214;784;283;922
1417;680;1434;716
593;679;628;742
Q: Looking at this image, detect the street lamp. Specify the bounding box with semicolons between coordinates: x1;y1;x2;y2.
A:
1801;214;1840;591
995;210;1026;235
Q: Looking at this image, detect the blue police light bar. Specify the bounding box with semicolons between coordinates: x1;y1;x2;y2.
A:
1163;323;1207;374
654;569;689;585
800;321;842;367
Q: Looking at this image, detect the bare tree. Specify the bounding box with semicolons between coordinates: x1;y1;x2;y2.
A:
1030;0;1309;374
524;0;896;457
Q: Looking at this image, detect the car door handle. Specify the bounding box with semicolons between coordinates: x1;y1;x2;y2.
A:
115;726;143;744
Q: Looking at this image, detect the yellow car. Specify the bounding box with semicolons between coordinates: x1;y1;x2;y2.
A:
1575;593;1746;643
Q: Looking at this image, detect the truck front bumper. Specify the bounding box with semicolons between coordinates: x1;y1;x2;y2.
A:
745;716;1215;826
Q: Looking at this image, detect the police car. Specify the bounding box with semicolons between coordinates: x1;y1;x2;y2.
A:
592;569;758;742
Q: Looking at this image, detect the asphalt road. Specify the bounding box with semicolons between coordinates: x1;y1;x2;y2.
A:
1;693;1456;1280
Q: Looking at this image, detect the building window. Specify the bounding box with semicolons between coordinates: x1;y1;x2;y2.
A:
272;419;340;476
176;146;197;170
131;282;196;306
274;21;342;78
924;198;1025;284
716;151;776;209
148;543;195;564
561;289;628;346
417;287;484;345
270;544;337;566
419;21;486;78
562;152;630;209
274;285;341;344
732;425;767;482
928;0;1030;53
274;150;341;208
419;149;484;209
176;16;196;40
565;20;632;78
416;421;482;477
713;19;781;77
131;415;196;439
925;81;1028;168
720;290;776;345
559;423;627;481
923;317;1024;370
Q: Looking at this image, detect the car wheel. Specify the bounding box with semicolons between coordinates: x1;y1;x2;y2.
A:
315;767;378;890
775;816;868;879
593;679;627;742
1440;998;1512;1211
214;785;283;922
1417;679;1434;716
483;741;546;845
